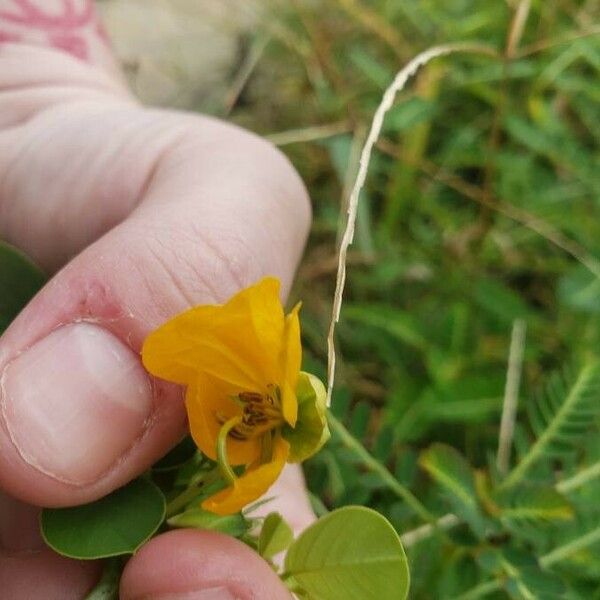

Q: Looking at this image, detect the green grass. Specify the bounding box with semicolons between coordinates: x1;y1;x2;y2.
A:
224;1;600;597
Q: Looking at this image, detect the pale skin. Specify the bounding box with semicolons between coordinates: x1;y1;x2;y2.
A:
0;1;315;598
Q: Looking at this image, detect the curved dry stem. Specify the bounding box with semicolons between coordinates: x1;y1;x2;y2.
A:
326;42;498;406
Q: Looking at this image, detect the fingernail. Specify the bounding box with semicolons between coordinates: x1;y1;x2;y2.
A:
146;589;236;600
0;323;153;484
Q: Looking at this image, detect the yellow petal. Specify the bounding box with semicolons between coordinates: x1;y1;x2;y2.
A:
142;277;285;392
142;307;262;391
201;436;290;515
186;375;261;466
228;277;285;369
280;302;302;426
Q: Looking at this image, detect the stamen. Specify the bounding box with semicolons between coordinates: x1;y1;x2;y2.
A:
218;387;284;441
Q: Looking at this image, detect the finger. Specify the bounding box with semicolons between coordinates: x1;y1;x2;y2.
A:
0;94;310;507
0;492;101;599
255;465;316;535
120;529;292;600
0;0;125;81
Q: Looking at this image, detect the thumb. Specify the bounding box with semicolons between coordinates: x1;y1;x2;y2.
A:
0;48;310;507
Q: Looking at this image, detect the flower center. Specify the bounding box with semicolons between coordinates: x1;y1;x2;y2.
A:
225;386;283;441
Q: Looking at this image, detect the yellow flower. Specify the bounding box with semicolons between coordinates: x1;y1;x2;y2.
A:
142;277;328;515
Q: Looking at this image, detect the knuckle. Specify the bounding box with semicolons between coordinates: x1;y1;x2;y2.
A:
158;117;312;236
138;218;261;311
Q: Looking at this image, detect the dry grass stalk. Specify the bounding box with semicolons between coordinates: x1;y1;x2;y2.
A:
496;319;527;475
325;43;497;406
506;0;532;57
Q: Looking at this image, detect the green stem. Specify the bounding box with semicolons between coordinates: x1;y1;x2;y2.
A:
327;413;435;524
84;559;121;600
556;460;600;494
165;469;221;518
166;466;222;519
453;579;503;600
401;456;600;547
165;485;204;518
540;525;600;568
401;513;460;548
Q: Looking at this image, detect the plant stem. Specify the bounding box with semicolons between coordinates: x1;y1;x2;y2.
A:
506;0;531;58
540;525;600;568
556;460;600;494
474;0;530;242
401;513;461;548
84;559;121;600
267;121;351;146
453;579;503;600
517;25;600;58
335;0;408;58
401;456;600;548
165;485;204;518
166;465;222;519
325;42;498;407
496;319;527;475
327;413;435;524
403;493;600;570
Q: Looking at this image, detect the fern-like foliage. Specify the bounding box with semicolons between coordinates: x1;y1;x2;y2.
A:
502;363;600;490
419;443;487;537
495;485;574;525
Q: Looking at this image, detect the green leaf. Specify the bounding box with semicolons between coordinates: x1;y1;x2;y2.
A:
558;266;600;315
496;485;574;524
41;478;166;559
502;363;600;490
348;46;393;88
505;569;566;600
502;550;567;599
342;304;427;351
0;241;45;333
284;506;409;600
167;507;249;537
419;443;486;537
283;372;330;462
383;97;437;132
258;512;294;559
471;278;532;326
419;374;505;424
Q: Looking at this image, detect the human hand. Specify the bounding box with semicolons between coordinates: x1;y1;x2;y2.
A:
0;2;314;597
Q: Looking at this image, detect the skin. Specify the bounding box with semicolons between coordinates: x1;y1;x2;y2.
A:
0;1;315;598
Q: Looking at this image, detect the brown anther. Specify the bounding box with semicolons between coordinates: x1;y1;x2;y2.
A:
218;386;283;441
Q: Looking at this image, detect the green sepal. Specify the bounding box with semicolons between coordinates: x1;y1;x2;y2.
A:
168;507;251;537
283;371;330;463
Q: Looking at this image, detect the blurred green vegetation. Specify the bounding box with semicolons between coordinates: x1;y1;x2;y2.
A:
225;1;600;598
